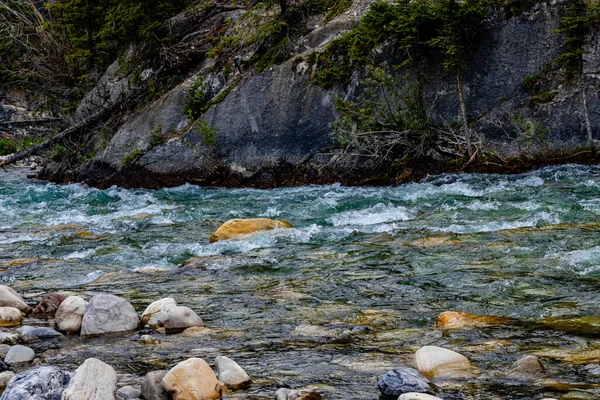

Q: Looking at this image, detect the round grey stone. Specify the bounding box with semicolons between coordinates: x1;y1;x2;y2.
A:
0;366;70;400
377;366;434;397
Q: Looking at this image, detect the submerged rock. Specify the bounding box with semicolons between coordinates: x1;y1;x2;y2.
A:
506;355;546;382
17;326;63;342
140;298;177;328
0;332;19;345
0;344;11;358
162;306;204;333
0;286;29;313
435;311;513;329
415;346;475;380
0;366;70;399
274;388;323;400
62;358;117;400
141;370;170;400
31;293;67;319
55;296;88;334
0;307;22;327
215;356;251;389
80;294;138;335
4;345;35;364
162;358;222;399
209;218;293;243
377;366;434;397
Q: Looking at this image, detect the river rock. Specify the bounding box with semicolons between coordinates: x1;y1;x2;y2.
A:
209;218;293;243
116;385;142;400
139;334;160;345
398;394;443;400
0;344;11;358
0;285;29;313
31;293;67;319
0;371;14;390
162;358;222;399
0;359;9;373
162;306;204;333
62;358;117;400
415;346;475;380
506;355;545;382
215;356;251;389
55;296;88;334
0;366;70;399
435;311;512;329
80;294;139;335
141;370;170;400
4;345;35;364
274;388;323;400
0;307;22;327
17;325;63;342
140;298;177;327
377;366;434;396
0;332;19;345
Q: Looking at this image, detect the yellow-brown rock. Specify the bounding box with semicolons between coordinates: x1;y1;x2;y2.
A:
209;218;292;243
0;307;22;327
162;358;222;400
415;346;475;380
435;311;513;329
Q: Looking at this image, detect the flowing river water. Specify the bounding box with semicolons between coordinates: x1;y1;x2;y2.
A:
1;165;600;399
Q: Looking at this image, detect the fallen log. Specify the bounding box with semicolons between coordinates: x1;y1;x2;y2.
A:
0;109;108;168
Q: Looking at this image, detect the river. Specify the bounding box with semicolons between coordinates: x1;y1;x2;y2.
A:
0;165;599;399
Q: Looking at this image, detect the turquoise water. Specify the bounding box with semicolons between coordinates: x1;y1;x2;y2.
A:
1;165;600;398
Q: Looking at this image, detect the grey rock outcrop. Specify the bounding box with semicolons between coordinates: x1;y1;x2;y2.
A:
0;366;70;400
80;294;138;336
162;306;204;333
17;326;63;342
61;358;118;400
116;386;142;400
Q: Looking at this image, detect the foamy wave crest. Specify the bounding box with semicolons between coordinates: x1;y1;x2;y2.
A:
328;203;413;227
435;211;559;233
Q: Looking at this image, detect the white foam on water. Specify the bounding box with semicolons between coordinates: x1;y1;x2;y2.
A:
0;235;44;245
328;203;413;227
434;211;559;233
512;201;542;211
259;207;282;217
465;200;501;211
62;249;96;260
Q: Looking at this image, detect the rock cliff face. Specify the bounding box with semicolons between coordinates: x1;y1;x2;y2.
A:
41;0;600;188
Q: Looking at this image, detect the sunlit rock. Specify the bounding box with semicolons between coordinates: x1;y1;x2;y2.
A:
162;306;204;333
4;345;35;364
377;366;434;396
55;296;88;334
215;356;251;389
435;311;513;329
0;307;22;327
275;388;322;400
162;358;222;399
1;366;70;399
398;394;443;400
62;358;117;400
415;346;475;380
31;293;67;319
140;298;177;328
80;294;139;336
506;355;545;382
209;218;293;243
0;285;30;313
141;370;170;400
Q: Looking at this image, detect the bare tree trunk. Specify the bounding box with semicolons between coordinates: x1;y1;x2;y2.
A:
0;108;109;168
456;71;473;157
279;0;287;15
582;80;595;157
